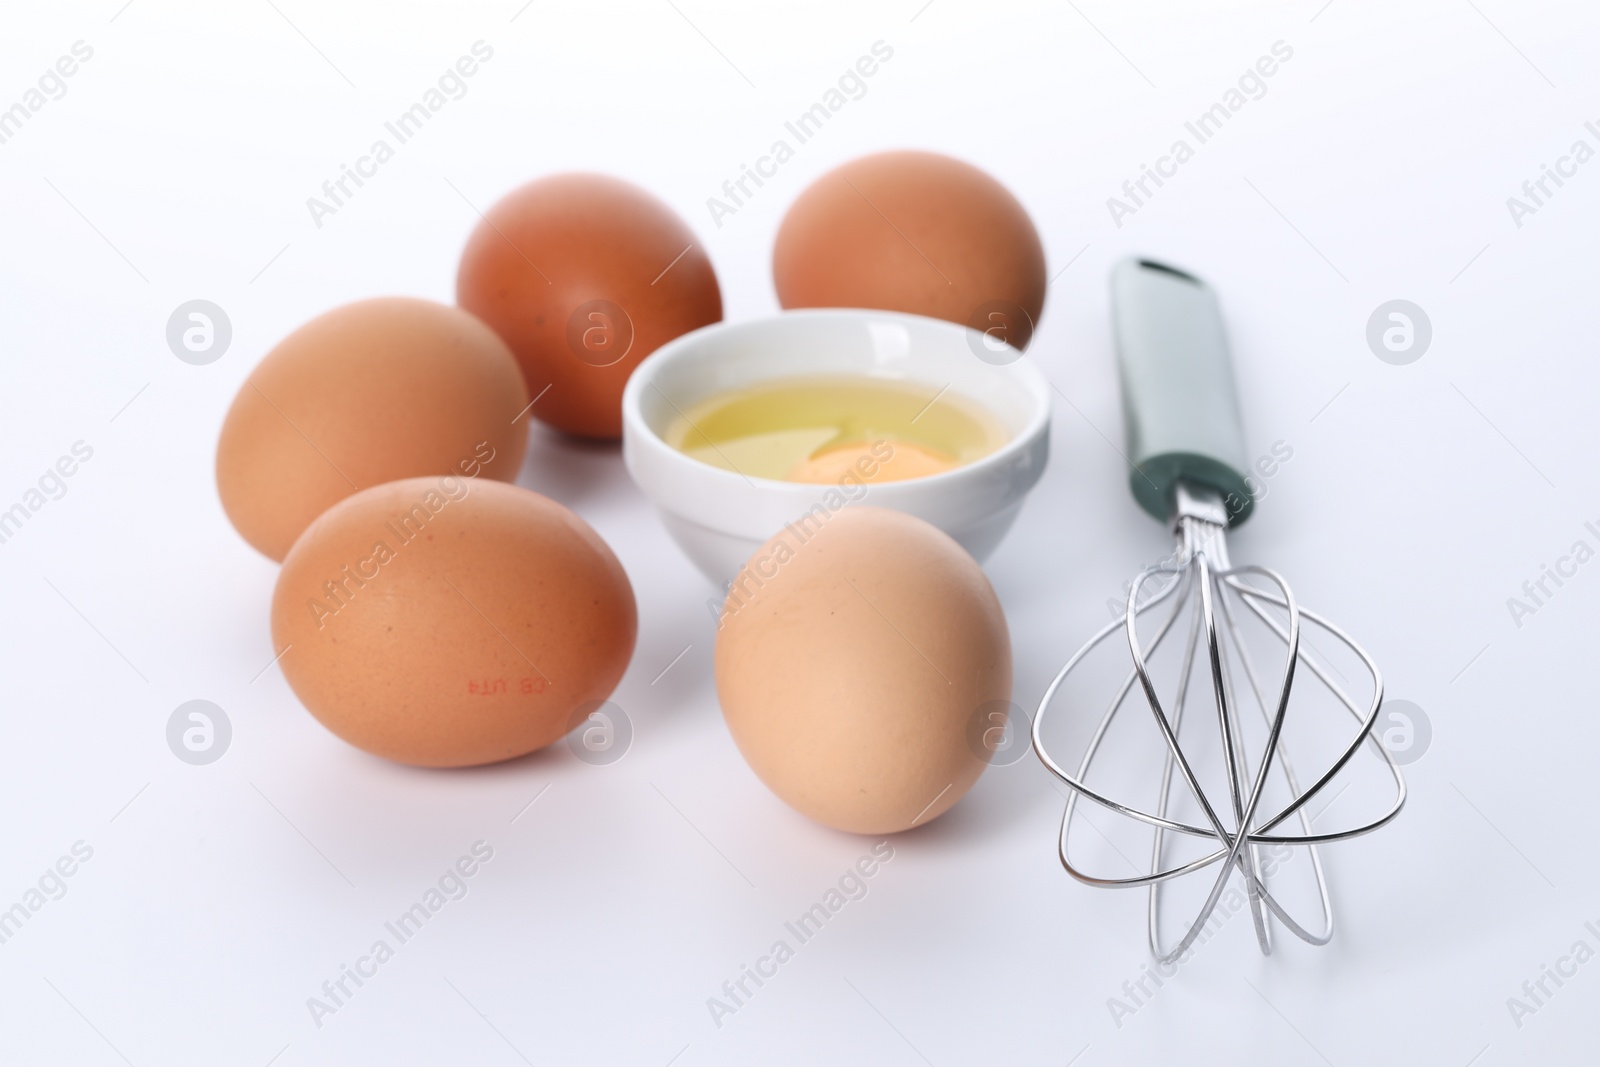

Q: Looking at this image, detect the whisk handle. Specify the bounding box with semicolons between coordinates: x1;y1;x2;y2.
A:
1111;258;1254;526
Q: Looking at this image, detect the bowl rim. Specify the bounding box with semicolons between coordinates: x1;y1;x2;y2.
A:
620;307;1053;496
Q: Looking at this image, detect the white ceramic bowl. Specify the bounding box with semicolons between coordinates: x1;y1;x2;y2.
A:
621;308;1052;584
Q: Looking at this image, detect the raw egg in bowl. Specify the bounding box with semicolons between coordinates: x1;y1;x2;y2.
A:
621;309;1051;582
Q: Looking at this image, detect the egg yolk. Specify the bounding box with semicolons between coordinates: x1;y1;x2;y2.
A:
785;440;957;483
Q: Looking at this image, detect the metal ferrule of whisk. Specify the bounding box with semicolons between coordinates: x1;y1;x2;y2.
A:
1031;259;1406;964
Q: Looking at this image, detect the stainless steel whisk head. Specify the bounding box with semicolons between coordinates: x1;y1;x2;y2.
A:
1033;482;1406;963
1032;259;1406;963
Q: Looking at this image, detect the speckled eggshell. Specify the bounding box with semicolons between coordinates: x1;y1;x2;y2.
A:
714;506;1012;834
456;172;723;440
216;297;529;562
272;477;636;767
773;151;1046;346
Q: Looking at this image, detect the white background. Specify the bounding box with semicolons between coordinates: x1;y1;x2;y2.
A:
2;1;1598;1064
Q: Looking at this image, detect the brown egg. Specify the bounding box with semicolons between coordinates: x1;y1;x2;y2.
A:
216;298;529;562
456;173;723;440
714;507;1011;834
272;477;637;767
773;151;1046;349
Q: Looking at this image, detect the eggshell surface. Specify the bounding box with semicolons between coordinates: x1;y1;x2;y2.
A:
714;507;1011;834
456;173;723;440
272;477;637;767
773;151;1046;347
216;297;529;561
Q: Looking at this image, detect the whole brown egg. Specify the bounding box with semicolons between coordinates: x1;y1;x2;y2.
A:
456;174;723;440
215;297;529;562
773;151;1046;350
272;477;637;767
714;507;1012;834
